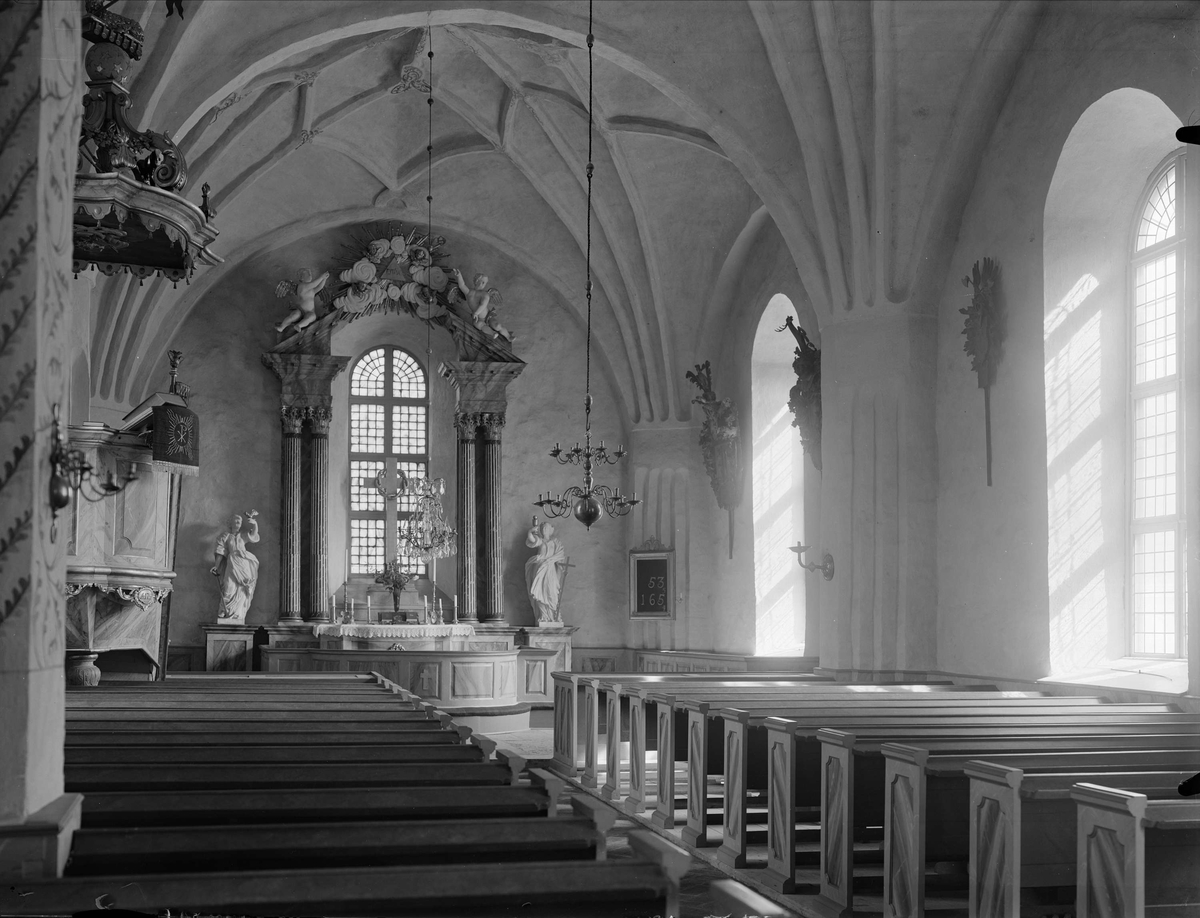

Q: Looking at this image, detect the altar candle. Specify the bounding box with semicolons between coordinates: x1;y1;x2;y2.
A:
350;599;355;621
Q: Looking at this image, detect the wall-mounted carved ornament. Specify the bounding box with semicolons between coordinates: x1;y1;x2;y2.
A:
777;315;822;471
686;361;744;558
959;258;1002;486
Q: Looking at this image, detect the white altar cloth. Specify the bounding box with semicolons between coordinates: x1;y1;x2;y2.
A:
313;623;475;640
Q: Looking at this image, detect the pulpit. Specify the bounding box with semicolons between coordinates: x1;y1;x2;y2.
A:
65;424;176;685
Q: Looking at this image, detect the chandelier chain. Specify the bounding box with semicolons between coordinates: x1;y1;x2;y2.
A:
585;0;593;433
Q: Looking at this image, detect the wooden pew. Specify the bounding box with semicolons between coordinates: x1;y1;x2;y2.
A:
67;795;619;876
57;673;707;917
64;742;484;764
686;696;1171;856
3;830;693;918
808;724;1200;917
65;760;523;792
549;671;836;779
575;679;1008;822
623;684;1042;821
881;744;1200;917
1072;783;1200;918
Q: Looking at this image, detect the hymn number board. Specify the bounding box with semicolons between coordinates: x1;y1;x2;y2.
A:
629;538;674;620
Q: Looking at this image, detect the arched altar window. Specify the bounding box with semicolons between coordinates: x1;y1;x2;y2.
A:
1129;154;1186;656
348;346;429;576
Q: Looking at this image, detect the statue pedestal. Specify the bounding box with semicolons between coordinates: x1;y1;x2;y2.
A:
312;623;475;651
201;622;258;672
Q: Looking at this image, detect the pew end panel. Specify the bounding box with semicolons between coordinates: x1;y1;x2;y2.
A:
581;678;600;789
1073;783;1147;918
882;743;930;918
717;709;752;869
496;749;526;785
627;830;692;918
1073;783;1200;917
599;681;624;803
651;694;677;829
815;729;857;918
550;672;581;777
529;768;568;817
763;717;801;893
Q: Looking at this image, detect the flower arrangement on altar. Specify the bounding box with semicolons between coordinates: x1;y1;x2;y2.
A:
374;560;412;619
328;223;457;321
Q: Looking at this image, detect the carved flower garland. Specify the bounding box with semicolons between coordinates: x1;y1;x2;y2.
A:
330;224;454;321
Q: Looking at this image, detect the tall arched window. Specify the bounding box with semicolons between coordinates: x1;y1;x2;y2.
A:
348;346;428;576
1130;153;1186;656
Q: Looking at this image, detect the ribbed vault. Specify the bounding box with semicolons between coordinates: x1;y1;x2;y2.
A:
90;0;1046;426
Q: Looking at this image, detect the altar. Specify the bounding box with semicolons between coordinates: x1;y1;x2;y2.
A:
312;622;475;652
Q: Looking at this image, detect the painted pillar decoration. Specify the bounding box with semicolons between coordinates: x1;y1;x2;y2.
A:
261;349;349;622
440;362;525;621
685;362;744;559
480;411;505;622
454;411;480;622
278;406;304;620
0;0;85;876
778;315;823;471
959;258;1003;486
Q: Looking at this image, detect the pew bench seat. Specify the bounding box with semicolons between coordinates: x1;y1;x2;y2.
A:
64;742;483;764
64;760;520;793
3;846;691;918
79;785;557;828
65;810;614;876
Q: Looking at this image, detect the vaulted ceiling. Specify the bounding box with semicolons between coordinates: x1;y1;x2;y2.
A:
92;0;1049;424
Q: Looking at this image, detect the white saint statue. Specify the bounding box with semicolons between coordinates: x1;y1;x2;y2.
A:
210;510;260;622
525;517;567;625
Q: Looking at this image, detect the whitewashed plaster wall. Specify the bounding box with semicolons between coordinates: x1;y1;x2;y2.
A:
935;11;1198;684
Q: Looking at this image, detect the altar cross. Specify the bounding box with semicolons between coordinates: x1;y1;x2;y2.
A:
374;457;409;566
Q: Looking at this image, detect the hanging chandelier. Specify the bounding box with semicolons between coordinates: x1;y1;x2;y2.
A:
533;2;638;530
384;24;456;566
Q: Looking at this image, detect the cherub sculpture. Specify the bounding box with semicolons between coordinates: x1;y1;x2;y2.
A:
450;269;514;343
274;268;330;333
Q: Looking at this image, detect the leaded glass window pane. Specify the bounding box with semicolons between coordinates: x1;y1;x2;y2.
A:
1134;252;1177;383
1132;529;1176;655
350;460;384;511
393;405;427;454
350;404;385;453
393;350;427;398
350;519;385;574
1136;165;1176;250
351;348;386;396
1134;391;1177;520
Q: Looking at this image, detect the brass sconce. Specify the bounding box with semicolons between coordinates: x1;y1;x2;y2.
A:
789;543;834;580
48;403;138;542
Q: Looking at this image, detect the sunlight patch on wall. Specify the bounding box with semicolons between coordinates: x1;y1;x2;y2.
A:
1045;309;1101;465
1044;273;1099;339
1049;570;1108;673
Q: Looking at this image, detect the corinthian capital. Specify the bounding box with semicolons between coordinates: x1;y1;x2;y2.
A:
455;411;482;437
280;405;306;435
479;412;506;440
307;405;333;436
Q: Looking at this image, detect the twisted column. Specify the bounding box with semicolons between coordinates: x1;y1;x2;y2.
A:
306;406;332;622
479;412;505;622
278;406;305;621
455;411;480;621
